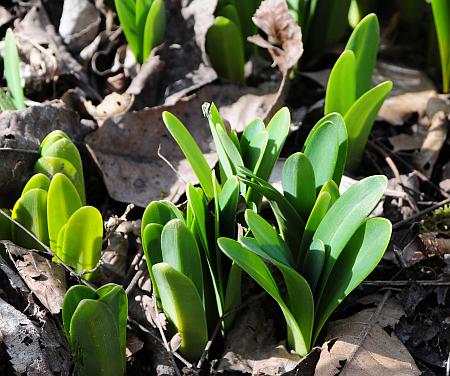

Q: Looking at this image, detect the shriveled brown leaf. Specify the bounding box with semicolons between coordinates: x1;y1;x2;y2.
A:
0;5;12;28
3;241;66;314
249;0;303;73
379;90;436;126
85;92;134;123
316;295;420;376
413;97;449;177
218;303;301;375
86;79;288;206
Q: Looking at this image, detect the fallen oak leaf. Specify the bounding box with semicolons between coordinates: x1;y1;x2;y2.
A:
315;294;420;376
248;0;303;73
2;241;66;314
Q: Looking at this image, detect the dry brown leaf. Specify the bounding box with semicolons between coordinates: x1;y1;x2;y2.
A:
3;242;66;314
315;296;420;376
0;5;12;28
388;133;424;152
413;97;449;177
379;90;436;126
249;0;303;73
218;303;301;375
86;79;288;206
85;92;134;123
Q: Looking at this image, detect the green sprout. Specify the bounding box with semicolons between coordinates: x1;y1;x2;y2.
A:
324;13;393;171
62;284;127;376
114;0;166;64
206;1;261;83
1;28;26;111
5;130;102;280
218;112;391;356
431;0;450;93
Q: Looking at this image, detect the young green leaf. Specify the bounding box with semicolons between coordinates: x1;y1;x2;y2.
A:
141;200;183;231
21;173;51;196
240;119;268;174
218;175;240;239
161;219;204;299
303;121;339;191
136;0;153;62
345;13;380;97
142;223;163;297
302;239;325;292
142;0;166;61
70;300;125;376
282;152;316;221
39;130;71;154
324;50;356;115
206;16;245;83
115;0;140;60
162;111;216;200
153;263;208;361
4;29;26;110
60;206;103;280
0;88;16;110
344;81;393;171
12;188;49;248
314;218;391;342
47;173;82;251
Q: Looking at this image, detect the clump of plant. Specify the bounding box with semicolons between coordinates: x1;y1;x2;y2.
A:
324;13;392;171
206;1;261;83
431;0;450;93
218;112;392;356
62;283;127;376
288;0;351;60
139;104;289;360
1;28;26;111
3;130;102;280
114;0;166;64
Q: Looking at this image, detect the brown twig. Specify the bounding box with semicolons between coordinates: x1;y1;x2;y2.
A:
362;280;450;286
392;197;450;230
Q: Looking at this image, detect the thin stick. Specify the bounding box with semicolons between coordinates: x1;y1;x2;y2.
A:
362;280;450;287
392;197;450;229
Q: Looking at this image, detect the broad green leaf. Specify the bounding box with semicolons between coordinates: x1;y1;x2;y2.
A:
12;188;49;248
56;224;67;257
40;138;85;204
142;0;166;61
216;4;242;35
70;299;125;376
345;13;380;97
34;156;84;205
229;0;259;53
303;121;338;191
96;284;128;368
62;285;97;338
321;179;340;203
314;175;387;302
141;200;183;232
302;239;325;292
4;29;26;110
218;238;309;355
345;81;393;172
314;218;391;342
161;219;204;300
163;111;216;200
61;206;103;280
325;50;356;115
282;152;316;221
22;173;51;196
115;0;140;61
255;107;291;182
432;0;450;92
153;263;208;361
47;173;82;251
223;262;242;331
206;16;245;83
303;113;348;186
245;209;294;267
